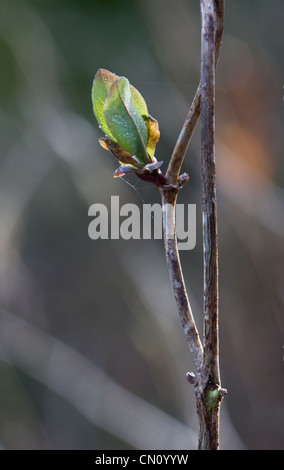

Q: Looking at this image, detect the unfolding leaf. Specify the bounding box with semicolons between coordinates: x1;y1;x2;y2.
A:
113;164;138;178
92;69;161;178
104;77;150;164
99;137;143;167
92;69;149;141
92;69;119;138
129;85;148;119
145;115;160;159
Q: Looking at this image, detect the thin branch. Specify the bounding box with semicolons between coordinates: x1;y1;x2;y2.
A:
200;0;220;386
166;0;224;186
166;84;201;185
160;0;225;451
160;187;203;375
194;0;225;450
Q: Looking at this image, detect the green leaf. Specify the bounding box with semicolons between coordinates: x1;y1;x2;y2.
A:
92;69;119;139
129;84;148;119
104;77;150;163
92;69;160;166
92;69;149;143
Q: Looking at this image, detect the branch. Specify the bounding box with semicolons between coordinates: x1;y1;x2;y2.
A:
159;186;203;375
165;0;224;186
200;0;219;386
195;0;226;450
161;0;226;451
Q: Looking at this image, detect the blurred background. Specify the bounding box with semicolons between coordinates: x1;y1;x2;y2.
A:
0;0;283;450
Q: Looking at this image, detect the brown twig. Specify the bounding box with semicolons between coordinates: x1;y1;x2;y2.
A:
160;0;226;450
160;185;203;375
166;0;224;186
194;0;225;450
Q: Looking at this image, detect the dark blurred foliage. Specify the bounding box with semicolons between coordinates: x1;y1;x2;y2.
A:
0;0;283;450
